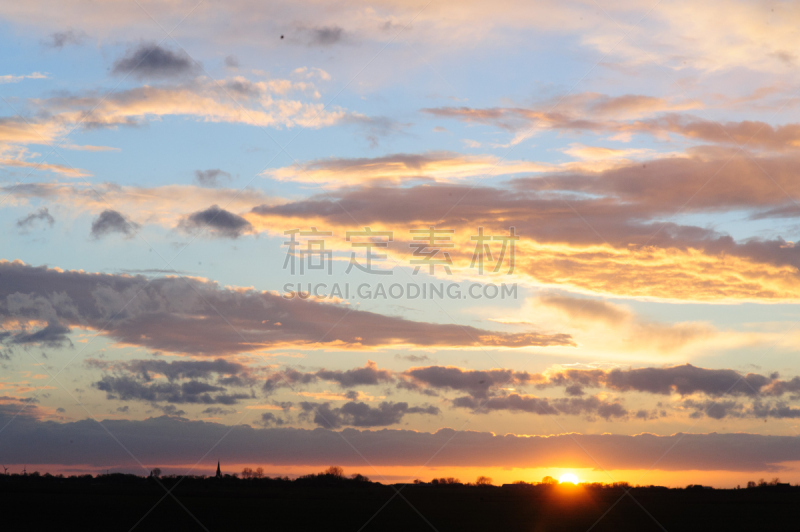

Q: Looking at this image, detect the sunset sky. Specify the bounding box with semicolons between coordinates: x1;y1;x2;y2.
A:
3;0;800;488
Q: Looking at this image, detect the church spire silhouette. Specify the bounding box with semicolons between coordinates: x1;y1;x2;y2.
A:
215;461;221;478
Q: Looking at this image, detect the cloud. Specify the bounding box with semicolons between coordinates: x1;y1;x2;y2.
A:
683;399;745;420
2;412;800;472
392;363;800;413
94;375;250;405
538;295;628;326
16;207;55;232
421;92;703;146
1;182;274;230
89;357;256;384
682;399;800;420
178;205;253;238
316;360;394;387
4;0;800;75
422;92;800;152
250;163;800;301
10;321;71;347
299;400;439;428
265;151;547;185
401;366;541;399
440;108;800;155
395;353;430;362
42;29;85;48
0;72;48;84
202;406;237;417
264;361;395;393
258;412;285;426
112;43;199;79
307;26;345;46
539;364;777;398
763;377;800;397
2;292;73;348
86;357;259;410
33;76;345;131
90;210;139;239
536;294;715;353
452;393;629;420
0;117;63;143
194;169;232;187
0;261;573;354
753;402;800;419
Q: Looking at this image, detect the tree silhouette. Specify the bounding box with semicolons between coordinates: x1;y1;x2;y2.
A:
476;476;493;486
324;466;344;478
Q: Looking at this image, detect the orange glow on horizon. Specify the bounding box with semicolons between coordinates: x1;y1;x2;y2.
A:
14;462;800;489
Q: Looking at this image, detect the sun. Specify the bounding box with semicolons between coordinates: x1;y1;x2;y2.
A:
559;473;579;485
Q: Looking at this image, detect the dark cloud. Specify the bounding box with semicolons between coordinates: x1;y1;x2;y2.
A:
43;29;85;49
90;210;139;239
264;361;394;393
2;292;74;348
753;402;800;419
764;377;800;397
317;360;394;387
682;399;800;420
534;365;791;399
299;400;439;428
452;393;628;420
16;207;55;232
308;26;345;46
257;412;285;426
395;354;430;362
401;366;542;399
158;404;186;416
178;205;253;238
89;357;256;408
10;321;71;347
112;43;199;79
602;365;773;397
202;407;236;416
89;357;256;384
94;375;250;405
394;364;800;417
0;261;569;354
340;116;411;148
223;78;264;97
194;169;232;187
224;55;239;69
684;399;746;420
2;413;799;472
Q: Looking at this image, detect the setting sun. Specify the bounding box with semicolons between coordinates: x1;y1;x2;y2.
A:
559;473;580;485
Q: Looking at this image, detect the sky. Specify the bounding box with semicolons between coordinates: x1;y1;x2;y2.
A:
2;0;800;488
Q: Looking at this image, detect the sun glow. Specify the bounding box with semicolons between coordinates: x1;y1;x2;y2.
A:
559;473;579;485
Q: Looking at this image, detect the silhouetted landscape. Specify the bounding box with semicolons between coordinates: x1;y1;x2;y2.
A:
2;468;799;531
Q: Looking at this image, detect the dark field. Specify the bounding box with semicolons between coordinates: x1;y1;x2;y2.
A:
2;474;799;531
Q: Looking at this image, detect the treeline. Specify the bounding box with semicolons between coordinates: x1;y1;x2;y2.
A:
0;469;797;490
